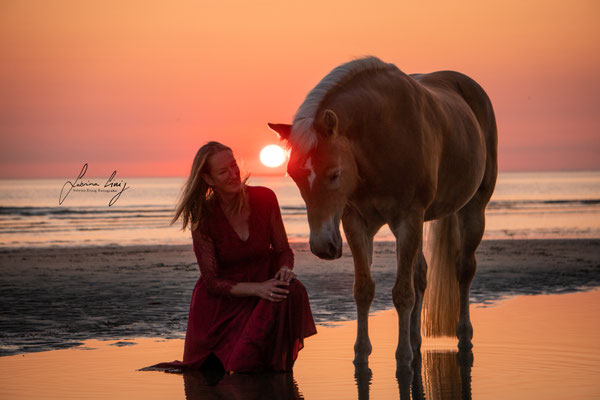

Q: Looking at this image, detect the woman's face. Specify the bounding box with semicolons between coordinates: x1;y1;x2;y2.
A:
204;149;242;196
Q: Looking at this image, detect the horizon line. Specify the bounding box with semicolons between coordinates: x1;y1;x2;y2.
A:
1;168;600;180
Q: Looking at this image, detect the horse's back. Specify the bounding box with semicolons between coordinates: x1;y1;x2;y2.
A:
412;70;496;141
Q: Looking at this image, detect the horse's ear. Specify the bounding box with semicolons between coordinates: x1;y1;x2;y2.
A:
322;109;338;137
268;123;292;141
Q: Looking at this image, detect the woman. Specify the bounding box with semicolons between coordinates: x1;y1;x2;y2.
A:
149;141;316;373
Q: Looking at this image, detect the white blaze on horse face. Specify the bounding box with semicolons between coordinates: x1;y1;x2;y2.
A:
304;157;316;190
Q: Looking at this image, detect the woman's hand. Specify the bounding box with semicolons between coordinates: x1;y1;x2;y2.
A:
255;278;290;302
274;266;296;283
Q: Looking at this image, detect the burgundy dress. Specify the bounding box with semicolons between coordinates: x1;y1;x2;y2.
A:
152;186;316;372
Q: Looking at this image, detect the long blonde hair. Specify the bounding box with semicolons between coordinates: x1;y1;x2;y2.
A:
171;141;248;232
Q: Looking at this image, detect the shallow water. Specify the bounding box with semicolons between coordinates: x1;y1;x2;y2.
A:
0;290;598;399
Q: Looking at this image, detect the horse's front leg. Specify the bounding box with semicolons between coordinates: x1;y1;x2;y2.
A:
342;210;379;365
390;212;423;367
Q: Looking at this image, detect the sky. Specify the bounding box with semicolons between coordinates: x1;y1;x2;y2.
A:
1;0;599;178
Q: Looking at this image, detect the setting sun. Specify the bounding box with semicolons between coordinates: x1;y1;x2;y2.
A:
259;145;286;168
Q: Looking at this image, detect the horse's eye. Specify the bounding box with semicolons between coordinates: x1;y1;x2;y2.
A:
329;171;340;182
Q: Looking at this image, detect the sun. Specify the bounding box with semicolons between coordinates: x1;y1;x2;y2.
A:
259;144;286;168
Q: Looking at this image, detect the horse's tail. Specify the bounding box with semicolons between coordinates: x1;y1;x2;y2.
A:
422;214;461;337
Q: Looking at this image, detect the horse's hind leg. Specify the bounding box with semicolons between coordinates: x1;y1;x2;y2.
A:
342;210;381;364
410;248;427;353
456;198;487;349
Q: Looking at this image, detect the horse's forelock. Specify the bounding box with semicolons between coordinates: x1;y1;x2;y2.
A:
288;117;318;155
290;56;392;156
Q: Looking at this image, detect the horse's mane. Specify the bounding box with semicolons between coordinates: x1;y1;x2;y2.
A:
290;56;397;153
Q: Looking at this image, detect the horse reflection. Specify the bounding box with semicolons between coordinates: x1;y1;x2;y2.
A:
422;349;472;400
354;363;372;400
354;349;473;399
182;369;303;400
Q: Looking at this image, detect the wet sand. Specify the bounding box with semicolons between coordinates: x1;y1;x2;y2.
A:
1;239;599;355
0;290;598;399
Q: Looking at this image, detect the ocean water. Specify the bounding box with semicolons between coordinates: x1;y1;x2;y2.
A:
0;171;599;248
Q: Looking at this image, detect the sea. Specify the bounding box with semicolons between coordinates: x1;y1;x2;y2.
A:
1;171;599;249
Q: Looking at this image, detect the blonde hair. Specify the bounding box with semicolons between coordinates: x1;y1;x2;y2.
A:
171;141;249;232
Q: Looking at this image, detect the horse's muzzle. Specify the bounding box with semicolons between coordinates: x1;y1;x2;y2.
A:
309;230;342;260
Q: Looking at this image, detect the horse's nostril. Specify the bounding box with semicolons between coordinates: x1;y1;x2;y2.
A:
328;243;337;256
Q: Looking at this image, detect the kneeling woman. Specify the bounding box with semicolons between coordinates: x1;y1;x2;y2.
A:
150;141;316;373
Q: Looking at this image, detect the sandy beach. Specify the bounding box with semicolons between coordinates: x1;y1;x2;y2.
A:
1;239;599;356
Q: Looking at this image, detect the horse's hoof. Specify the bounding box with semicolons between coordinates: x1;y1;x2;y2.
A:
411;351;422;368
395;363;414;383
353;355;369;365
395;350;414;368
457;339;473;351
353;342;372;365
457;348;474;367
411;341;422;354
457;322;474;342
353;363;372;378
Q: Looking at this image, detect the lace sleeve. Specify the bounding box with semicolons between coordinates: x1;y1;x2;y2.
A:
192;227;236;297
268;190;294;270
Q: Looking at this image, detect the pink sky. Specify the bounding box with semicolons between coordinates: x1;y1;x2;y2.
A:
0;0;598;178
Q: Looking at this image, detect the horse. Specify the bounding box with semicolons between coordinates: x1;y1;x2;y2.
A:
269;56;497;367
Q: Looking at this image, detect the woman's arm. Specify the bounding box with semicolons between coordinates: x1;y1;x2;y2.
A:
192;226;289;301
230;279;289;302
192;228;237;297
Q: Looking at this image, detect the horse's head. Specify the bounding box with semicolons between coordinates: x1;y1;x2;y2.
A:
269;110;358;260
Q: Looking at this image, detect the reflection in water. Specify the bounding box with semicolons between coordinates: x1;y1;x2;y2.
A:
395;364;415;400
408;353;425;400
354;363;372;400
422;349;473;400
182;369;303;400
354;349;473;400
177;349;472;400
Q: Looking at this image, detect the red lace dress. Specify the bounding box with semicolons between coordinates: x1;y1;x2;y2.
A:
151;186;317;372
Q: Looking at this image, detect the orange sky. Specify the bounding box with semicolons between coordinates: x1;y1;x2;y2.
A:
1;0;599;178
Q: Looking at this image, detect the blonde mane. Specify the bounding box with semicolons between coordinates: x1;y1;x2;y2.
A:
289;56;397;154
288;57;396;153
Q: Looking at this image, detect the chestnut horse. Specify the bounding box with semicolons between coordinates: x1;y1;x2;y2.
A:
269;56;497;367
